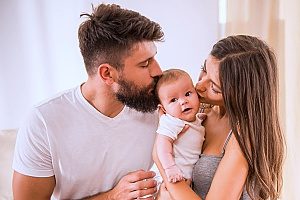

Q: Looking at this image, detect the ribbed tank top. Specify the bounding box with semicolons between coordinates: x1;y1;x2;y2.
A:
192;130;251;199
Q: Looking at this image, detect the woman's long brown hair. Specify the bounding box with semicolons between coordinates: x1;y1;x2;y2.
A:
211;35;285;200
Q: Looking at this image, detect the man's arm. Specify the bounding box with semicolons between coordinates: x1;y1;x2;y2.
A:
13;171;55;200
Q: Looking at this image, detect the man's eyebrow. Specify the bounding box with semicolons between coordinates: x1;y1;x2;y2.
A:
137;52;157;65
137;59;149;65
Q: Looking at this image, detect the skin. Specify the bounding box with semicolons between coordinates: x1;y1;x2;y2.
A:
13;41;162;200
158;75;200;122
156;55;248;200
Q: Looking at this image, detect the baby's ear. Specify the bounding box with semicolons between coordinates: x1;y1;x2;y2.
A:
157;104;166;116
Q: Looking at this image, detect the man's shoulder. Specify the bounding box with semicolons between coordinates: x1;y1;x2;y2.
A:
34;86;79;109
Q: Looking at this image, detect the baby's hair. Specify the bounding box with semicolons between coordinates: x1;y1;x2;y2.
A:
155;68;191;98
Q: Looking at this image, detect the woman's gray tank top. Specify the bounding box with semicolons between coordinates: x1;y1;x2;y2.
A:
192;130;251;199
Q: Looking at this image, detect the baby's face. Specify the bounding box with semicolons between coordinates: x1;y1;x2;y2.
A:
158;75;200;122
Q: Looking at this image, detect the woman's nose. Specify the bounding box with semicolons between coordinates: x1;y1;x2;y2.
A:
195;81;206;93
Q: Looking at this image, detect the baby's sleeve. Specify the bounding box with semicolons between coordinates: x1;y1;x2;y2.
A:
156;114;185;140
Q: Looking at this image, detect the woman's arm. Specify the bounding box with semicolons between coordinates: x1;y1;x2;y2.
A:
206;133;249;199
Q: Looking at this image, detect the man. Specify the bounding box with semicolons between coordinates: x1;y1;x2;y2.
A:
13;3;164;199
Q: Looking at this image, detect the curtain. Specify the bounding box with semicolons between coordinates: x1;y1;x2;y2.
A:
223;0;300;199
280;0;300;199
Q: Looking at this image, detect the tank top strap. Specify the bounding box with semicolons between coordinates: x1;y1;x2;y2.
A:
221;129;233;154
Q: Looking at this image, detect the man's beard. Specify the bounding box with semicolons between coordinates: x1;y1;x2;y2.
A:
115;77;160;113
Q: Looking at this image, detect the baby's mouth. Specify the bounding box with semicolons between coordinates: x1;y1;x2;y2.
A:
183;108;192;113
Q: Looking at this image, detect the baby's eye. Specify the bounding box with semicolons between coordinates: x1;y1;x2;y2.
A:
170;98;178;103
185;91;192;96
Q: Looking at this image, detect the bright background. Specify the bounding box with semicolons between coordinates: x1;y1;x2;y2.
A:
0;0;299;199
0;0;219;129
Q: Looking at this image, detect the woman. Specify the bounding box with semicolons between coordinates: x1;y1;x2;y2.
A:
154;35;285;200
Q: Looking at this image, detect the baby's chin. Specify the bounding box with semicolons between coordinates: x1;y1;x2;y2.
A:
181;112;198;122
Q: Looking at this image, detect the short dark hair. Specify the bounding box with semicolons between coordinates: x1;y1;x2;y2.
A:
78;4;164;76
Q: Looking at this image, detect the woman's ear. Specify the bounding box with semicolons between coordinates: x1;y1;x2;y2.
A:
97;64;117;85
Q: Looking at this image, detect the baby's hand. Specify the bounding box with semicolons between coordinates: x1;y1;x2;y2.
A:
197;112;207;121
165;165;184;183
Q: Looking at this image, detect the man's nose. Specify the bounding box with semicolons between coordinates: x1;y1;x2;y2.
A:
149;59;162;77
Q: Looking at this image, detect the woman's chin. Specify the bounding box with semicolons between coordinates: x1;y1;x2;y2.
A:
199;97;207;103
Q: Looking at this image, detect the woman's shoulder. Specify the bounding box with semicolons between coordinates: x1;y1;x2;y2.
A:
222;132;248;172
225;132;241;151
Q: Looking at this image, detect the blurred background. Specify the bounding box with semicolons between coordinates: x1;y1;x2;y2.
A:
0;0;299;199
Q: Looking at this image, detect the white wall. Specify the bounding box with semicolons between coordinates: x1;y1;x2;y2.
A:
0;0;219;129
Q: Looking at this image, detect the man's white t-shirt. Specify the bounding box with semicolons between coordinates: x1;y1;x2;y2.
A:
13;86;159;199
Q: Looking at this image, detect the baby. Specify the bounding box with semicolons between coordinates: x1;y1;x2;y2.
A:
155;69;206;183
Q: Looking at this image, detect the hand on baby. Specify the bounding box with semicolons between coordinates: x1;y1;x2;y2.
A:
165;165;184;183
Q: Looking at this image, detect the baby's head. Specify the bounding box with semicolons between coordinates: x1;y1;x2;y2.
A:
156;69;200;122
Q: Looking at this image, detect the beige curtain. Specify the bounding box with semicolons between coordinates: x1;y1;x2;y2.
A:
280;0;300;199
223;0;300;199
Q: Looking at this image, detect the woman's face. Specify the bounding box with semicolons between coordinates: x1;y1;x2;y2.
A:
195;55;224;106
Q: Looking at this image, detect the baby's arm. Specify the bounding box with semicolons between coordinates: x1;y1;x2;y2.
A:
156;134;184;183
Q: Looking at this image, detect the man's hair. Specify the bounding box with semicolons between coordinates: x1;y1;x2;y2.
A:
211;35;285;200
155;68;191;100
78;4;164;76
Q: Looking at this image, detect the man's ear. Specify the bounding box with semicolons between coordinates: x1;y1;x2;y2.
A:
97;64;117;85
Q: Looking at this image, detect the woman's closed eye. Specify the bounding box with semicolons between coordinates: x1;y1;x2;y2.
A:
211;84;221;94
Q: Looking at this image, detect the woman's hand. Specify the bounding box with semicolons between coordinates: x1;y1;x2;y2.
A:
156;182;174;200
